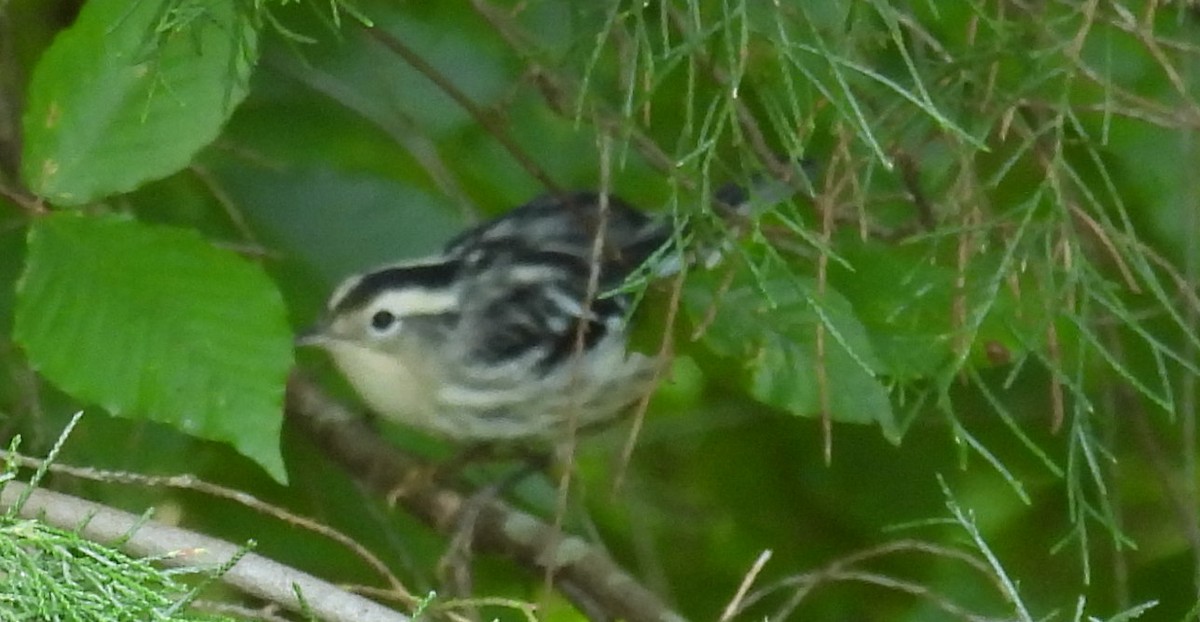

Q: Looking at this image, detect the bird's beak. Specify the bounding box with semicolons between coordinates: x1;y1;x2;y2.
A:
294;324;329;348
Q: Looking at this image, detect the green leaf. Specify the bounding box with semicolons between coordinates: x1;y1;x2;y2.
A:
685;265;899;440
830;238;958;380
14;213;292;482
831;236;1047;380
21;0;258;205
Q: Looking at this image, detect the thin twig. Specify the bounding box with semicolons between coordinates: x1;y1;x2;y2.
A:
730;540;1005;621
0;181;43;214
718;550;772;622
190;163;265;252
0;481;409;622
262;47;479;222
613;264;686;493
361;25;562;195
544;130;615;606
467;0;686;188
893;150;936;230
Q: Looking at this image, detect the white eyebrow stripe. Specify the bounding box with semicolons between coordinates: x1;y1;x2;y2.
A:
327;255;457;310
328;275;364;311
374;257;456;270
373;288;459;317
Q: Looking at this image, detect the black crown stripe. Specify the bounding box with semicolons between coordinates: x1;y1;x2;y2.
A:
333;259;461;314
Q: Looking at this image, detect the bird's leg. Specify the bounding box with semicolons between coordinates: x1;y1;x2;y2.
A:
436;450;550;601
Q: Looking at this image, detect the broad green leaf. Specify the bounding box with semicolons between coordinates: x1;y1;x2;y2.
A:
830;238;957;380
14;213;292;482
685;266;899;440
21;0;258;205
831;236;1047;380
198;159;465;284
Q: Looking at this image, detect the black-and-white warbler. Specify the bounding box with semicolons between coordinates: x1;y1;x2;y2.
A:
300;177;791;446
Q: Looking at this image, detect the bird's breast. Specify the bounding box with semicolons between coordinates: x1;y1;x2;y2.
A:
323;341;442;430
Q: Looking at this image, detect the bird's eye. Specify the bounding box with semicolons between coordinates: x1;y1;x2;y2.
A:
369;310;398;334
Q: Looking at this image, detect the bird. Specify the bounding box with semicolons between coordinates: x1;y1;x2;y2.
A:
299;167;807;448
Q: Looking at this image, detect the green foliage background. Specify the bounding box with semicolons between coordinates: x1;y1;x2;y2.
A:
1;0;1199;620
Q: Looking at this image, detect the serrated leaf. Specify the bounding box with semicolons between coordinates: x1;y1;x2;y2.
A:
21;0;258;205
14;213;292;482
685;266;899;440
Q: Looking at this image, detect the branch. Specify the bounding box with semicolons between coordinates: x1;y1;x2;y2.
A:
360;25;562;196
0;481;409;622
0;452;414;605
466;0;687;188
285;372;689;622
